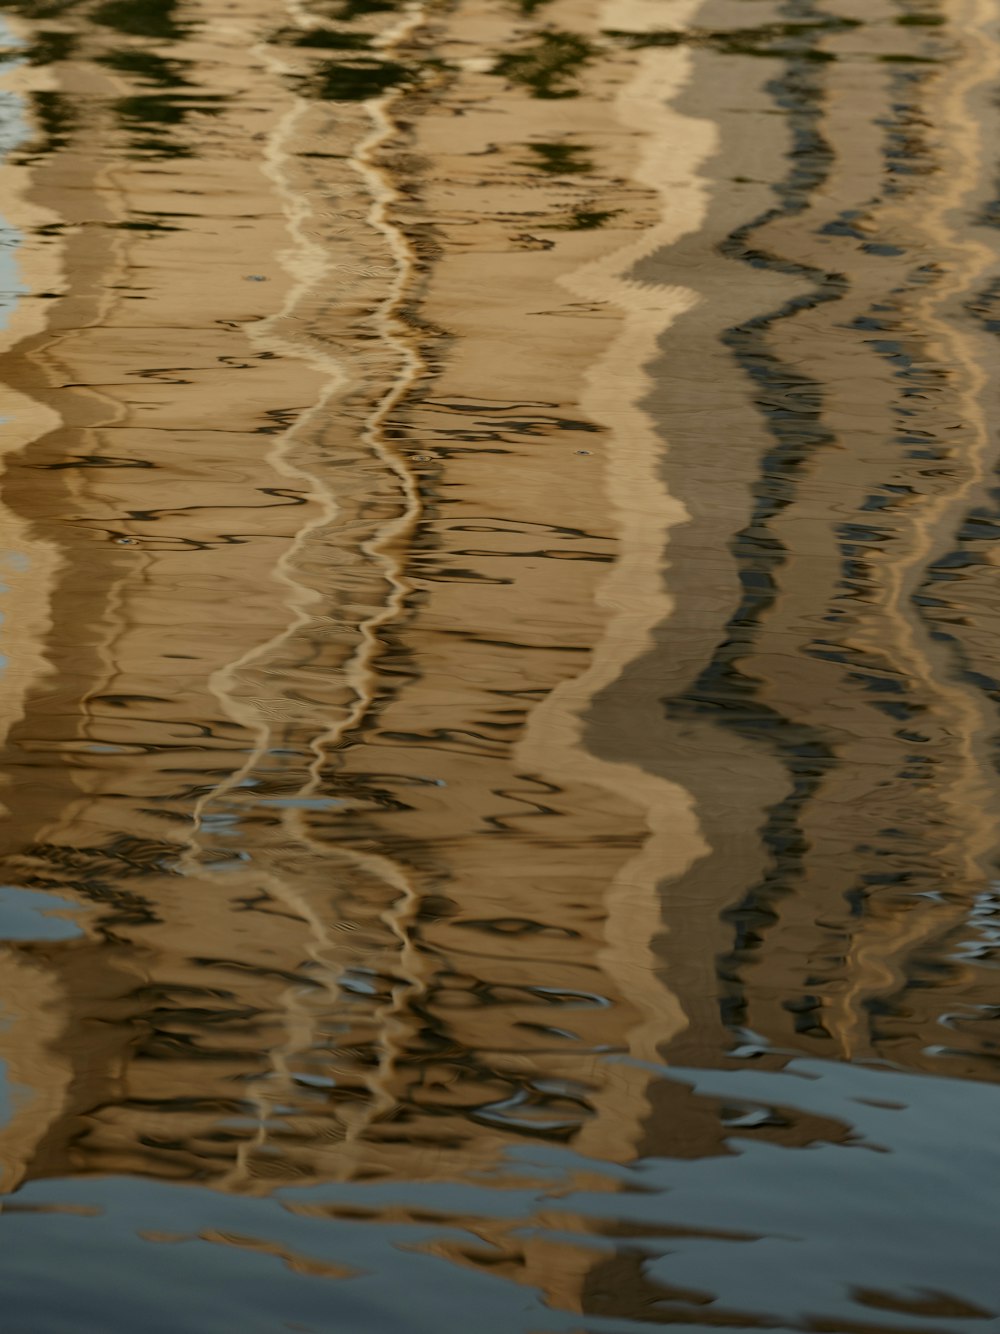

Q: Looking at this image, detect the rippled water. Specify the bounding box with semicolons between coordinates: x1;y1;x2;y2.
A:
0;0;999;1327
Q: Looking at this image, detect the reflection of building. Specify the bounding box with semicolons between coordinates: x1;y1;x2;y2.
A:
2;11;1000;1326
0;61;61;774
645;0;1000;1077
0;0;707;1221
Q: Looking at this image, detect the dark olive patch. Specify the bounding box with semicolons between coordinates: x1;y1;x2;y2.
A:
559;208;620;230
115;92;227;127
492;30;595;99
25;28;78;63
275;26;374;50
331;0;399;21
603;18;859;58
22;88;76;157
0;0;82;19
98;48;192;86
519;141;594;175
297;58;412;100
92;0;186;41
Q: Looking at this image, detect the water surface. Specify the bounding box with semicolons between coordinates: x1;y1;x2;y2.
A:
0;0;999;1327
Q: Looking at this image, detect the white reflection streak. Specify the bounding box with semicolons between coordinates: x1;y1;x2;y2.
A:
517;1;715;1157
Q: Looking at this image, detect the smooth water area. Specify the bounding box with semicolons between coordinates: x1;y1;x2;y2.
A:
0;0;999;1327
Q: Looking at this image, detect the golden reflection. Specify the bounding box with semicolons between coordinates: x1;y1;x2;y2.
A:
521;0;714;1159
0;0;714;1200
2;0;1000;1323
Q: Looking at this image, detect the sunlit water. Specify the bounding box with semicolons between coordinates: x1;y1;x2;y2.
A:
0;0;999;1328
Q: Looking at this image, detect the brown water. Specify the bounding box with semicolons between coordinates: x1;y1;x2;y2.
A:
0;0;999;1328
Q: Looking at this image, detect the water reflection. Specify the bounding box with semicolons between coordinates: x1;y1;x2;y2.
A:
4;1058;1000;1330
0;0;1000;1325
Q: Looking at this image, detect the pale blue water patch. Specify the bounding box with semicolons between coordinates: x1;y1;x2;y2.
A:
953;885;1000;963
2;1060;999;1332
256;796;346;811
573;1059;1000;1330
0;548;40;680
200;852;252;871
0;886;85;941
200;812;241;836
0;1177;559;1334
0;26;28;331
0;1059;11;1134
